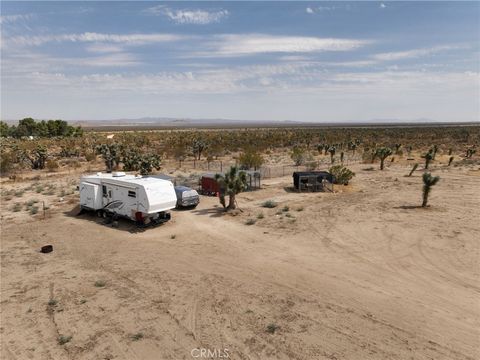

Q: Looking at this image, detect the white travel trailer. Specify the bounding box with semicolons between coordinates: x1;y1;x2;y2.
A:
79;172;177;225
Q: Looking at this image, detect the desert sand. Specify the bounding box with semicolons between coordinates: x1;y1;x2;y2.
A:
1;163;479;360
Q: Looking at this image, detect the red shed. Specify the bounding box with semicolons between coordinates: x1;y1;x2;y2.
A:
200;173;221;196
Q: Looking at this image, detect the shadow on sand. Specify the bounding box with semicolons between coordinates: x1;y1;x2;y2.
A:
190;206;226;218
394;205;425;210
64;206;148;233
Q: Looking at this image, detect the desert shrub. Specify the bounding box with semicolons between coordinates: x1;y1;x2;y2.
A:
282;205;289;212
35;185;45;193
291;147;306;166
94;280;106;287
58;335;72;345
85;151;96;162
122;150;162;175
26;199;39;207
46;160;59;172
245;218;256;225
29;206;39;215
266;323;279;334
131;333;144;341
12;203;22;212
239;149;264;170
14;190;24;197
256;212;264;219
329;165;355;185
296;207;304;212
0;152;13;175
261;200;277;208
48;299;58;306
66;159;81;169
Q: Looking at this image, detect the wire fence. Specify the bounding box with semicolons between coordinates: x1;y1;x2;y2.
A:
171;153;363;183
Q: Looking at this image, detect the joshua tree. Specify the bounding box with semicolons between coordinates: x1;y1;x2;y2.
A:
448;156;454;166
406;145;413;158
423;151;433;170
375;147;393;170
21;144;48;170
239;149;264;170
192;138;208;160
96;143;122;172
291;146;306;166
340;151;344;163
431;145;438;160
422;172;440;207
215;166;247;210
408;163;419;177
328;146;336;164
466;148;476;158
350;143;357;156
123;150;161;175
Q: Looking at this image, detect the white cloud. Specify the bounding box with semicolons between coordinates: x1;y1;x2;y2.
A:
4;67;478;122
85;44;125;53
306;7;314;14
145;6;229;24
373;45;462;61
6;32;185;47
201;34;370;56
0;13;34;24
380;3;386;9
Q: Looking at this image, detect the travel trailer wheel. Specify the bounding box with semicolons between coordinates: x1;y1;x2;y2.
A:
96;210;104;218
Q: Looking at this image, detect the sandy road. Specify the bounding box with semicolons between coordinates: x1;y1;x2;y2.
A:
1;164;479;360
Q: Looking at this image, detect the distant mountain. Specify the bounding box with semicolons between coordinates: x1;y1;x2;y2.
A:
6;117;477;128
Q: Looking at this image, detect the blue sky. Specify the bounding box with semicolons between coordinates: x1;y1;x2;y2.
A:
1;1;479;122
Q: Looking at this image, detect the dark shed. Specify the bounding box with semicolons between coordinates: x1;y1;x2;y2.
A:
293;171;334;192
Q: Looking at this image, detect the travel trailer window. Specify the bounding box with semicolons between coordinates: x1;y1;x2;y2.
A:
102;185;107;197
128;190;136;198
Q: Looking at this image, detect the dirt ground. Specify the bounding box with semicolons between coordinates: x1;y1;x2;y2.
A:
1;162;479;360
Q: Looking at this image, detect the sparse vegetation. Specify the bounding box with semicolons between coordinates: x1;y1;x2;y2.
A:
245;218;256;225
58;335;72;345
94;280;106;287
291;146;306;166
266;323;279;334
329;165;355;185
131;332;144;341
261;200;277;208
239;149;264;170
